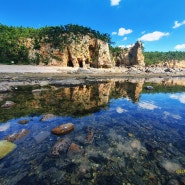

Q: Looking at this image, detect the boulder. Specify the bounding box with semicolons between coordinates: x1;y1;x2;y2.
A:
51;123;74;135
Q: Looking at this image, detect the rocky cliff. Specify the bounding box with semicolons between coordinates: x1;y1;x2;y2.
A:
113;41;145;67
25;34;113;68
24;34;144;68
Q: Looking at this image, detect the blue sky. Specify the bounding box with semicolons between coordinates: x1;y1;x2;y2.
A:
0;0;185;51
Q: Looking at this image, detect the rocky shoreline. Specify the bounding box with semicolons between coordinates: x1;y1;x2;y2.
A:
0;64;185;77
0;64;185;92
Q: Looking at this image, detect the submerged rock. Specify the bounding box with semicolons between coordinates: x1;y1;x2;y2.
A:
51;138;71;156
161;160;182;173
0;140;16;159
67;143;81;156
41;114;56;122
84;127;94;144
130;139;141;150
51;123;74;135
4;129;29;142
18;119;29;125
1;101;15;108
33;131;50;143
145;86;154;90
167;179;180;185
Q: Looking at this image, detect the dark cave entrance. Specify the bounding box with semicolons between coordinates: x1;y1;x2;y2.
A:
67;60;74;67
77;58;83;68
79;61;83;68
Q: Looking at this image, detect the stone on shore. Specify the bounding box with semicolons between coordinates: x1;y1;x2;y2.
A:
51;123;74;135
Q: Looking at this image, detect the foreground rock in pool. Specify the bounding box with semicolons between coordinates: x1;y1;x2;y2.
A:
67;143;82;157
51;123;74;135
4;129;30;142
51;138;71;156
0;140;16;159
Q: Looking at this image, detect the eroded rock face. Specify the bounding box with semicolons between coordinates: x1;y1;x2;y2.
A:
25;35;113;68
114;41;145;67
23;34;145;68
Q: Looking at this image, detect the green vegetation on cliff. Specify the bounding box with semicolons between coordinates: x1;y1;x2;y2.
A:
0;24;112;64
144;51;185;65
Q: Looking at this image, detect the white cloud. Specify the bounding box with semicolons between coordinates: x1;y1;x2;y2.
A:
118;27;133;36
138;31;169;41
123;37;127;41
0;122;10;131
173;20;185;29
112;31;117;35
170;93;185;103
174;44;185;50
111;0;121;6
116;107;127;113
119;44;134;48
138;101;159;110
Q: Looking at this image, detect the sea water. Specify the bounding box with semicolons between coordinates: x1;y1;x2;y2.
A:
0;78;185;185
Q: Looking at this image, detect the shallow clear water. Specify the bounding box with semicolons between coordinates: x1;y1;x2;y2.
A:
0;79;185;185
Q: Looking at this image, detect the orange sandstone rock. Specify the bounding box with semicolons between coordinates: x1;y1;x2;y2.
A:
51;123;74;135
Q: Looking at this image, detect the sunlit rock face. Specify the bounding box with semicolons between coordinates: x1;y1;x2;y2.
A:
114;41;145;67
165;60;185;68
23;35;145;68
25;35;113;68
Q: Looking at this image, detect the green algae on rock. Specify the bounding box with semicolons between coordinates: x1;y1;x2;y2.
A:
0;140;16;159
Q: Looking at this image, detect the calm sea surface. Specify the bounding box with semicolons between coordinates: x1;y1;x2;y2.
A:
0;78;185;185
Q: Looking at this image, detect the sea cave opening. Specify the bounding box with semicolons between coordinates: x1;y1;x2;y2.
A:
67;60;74;67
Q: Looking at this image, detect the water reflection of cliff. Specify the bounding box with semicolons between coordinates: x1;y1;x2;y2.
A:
31;80;144;117
1;78;185;122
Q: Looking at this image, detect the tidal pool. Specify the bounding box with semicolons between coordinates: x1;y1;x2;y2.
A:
0;78;185;185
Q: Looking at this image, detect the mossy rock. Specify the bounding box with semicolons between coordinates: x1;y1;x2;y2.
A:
0;140;16;159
